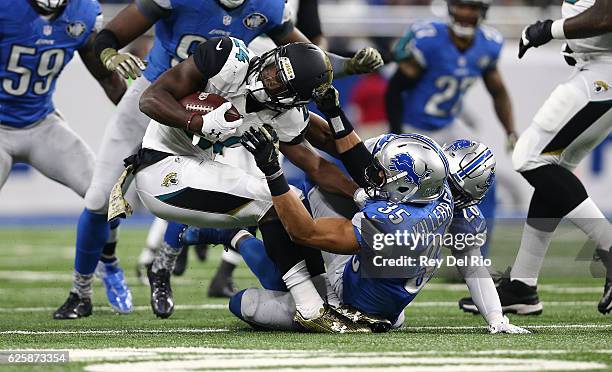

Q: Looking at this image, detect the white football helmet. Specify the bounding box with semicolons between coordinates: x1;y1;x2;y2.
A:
34;0;67;13
365;133;449;204
443;139;495;209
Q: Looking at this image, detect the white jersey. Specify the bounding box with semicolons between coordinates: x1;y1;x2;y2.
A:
142;37;309;160
562;0;612;56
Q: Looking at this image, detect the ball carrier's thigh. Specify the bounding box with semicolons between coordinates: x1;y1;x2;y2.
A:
513;63;612;173
135;155;275;228
85;77;152;213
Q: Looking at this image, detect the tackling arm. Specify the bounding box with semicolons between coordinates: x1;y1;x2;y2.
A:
78;32;126;105
279;139;359;198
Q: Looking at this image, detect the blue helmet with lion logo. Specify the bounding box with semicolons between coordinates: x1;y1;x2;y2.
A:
443;139;496;209
365;134;449;204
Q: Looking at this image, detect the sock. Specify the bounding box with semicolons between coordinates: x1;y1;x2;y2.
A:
101;219;120;264
152;242;182;273
151;222;185;273
510;223;555;286
565;198;612;252
75;209;109;275
71;271;94;299
233;230;286;291
283;260;324;319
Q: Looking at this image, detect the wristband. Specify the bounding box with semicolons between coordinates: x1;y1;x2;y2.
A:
551;19;566;39
326;109;354;139
186;112;199;133
94;29;120;60
267;173;290;196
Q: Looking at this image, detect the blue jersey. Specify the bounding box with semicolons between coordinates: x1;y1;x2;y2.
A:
142;0;290;82
343;184;454;323
0;0;101;127
448;205;487;252
393;20;503;131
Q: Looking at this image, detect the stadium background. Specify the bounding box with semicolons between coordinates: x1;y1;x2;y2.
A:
1;0;611;219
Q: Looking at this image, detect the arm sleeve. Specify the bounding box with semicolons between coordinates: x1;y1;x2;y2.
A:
454;248;503;325
385;70;416;135
135;0;171;22
296;0;323;40
192;37;233;82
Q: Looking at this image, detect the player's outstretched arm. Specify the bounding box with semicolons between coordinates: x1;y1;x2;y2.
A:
78;33;127;105
242;126;360;254
518;0;612;58
482;68;517;151
279;139;359;199
139;57;206;130
303;114;339;157
93;2;159;79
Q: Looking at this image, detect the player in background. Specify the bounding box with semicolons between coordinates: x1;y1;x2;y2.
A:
56;0;385;318
0;0;127;319
134;0;332;297
384;0;517;258
237;88;528;333
462;0;612;315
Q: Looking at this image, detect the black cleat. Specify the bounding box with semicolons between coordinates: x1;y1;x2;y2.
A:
207;267;238;298
459;277;543;315
53;292;92;320
147;267;174;318
173;245;189;276
598;279;612;314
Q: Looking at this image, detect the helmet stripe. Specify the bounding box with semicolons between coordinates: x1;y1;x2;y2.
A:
456;149;493;179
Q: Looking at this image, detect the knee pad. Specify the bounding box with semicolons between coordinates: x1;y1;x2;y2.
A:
512;128;540;172
533;82;588;133
84;186;109;214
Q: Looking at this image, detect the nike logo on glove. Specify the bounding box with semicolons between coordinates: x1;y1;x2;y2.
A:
216;40;223;51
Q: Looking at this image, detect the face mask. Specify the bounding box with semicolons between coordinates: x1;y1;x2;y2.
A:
218;0;245;8
450;21;475;38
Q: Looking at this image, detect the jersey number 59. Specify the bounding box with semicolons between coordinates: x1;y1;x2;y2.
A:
3;45;65;97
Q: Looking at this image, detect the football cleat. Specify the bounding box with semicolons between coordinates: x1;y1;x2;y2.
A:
173;245;189;276
294;304;371;333
95;261;133;314
336;304;392;333
598;278;612;314
147;267;174;318
53;292;92;320
459;277;543;315
208;272;238;298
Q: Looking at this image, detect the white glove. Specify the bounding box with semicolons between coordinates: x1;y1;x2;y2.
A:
487;315;531;334
354;188;369;209
199;102;243;142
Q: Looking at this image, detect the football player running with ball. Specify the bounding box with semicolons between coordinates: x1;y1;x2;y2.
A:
123;37;375;332
461;0;612;316
0;0;127;319
236;87;529;334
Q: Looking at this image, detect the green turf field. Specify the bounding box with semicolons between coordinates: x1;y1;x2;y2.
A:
0;225;610;371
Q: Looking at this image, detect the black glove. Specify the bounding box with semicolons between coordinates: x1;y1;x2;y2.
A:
314;86;342;117
518;20;553;59
241;125;281;178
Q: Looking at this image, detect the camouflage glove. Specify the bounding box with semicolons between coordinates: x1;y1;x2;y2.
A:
345;47;384;75
241;125;281;178
100;48;147;80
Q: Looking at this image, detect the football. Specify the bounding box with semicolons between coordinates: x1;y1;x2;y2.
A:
179;92;242;122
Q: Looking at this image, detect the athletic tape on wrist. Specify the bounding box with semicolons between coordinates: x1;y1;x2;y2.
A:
551;19;566;39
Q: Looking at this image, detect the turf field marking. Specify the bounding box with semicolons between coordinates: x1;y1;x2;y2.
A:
0;328;228;335
64;348;609;371
1;323;610;335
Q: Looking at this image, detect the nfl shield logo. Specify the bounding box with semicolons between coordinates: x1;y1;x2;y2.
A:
43;25;53;36
223;15;232;26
